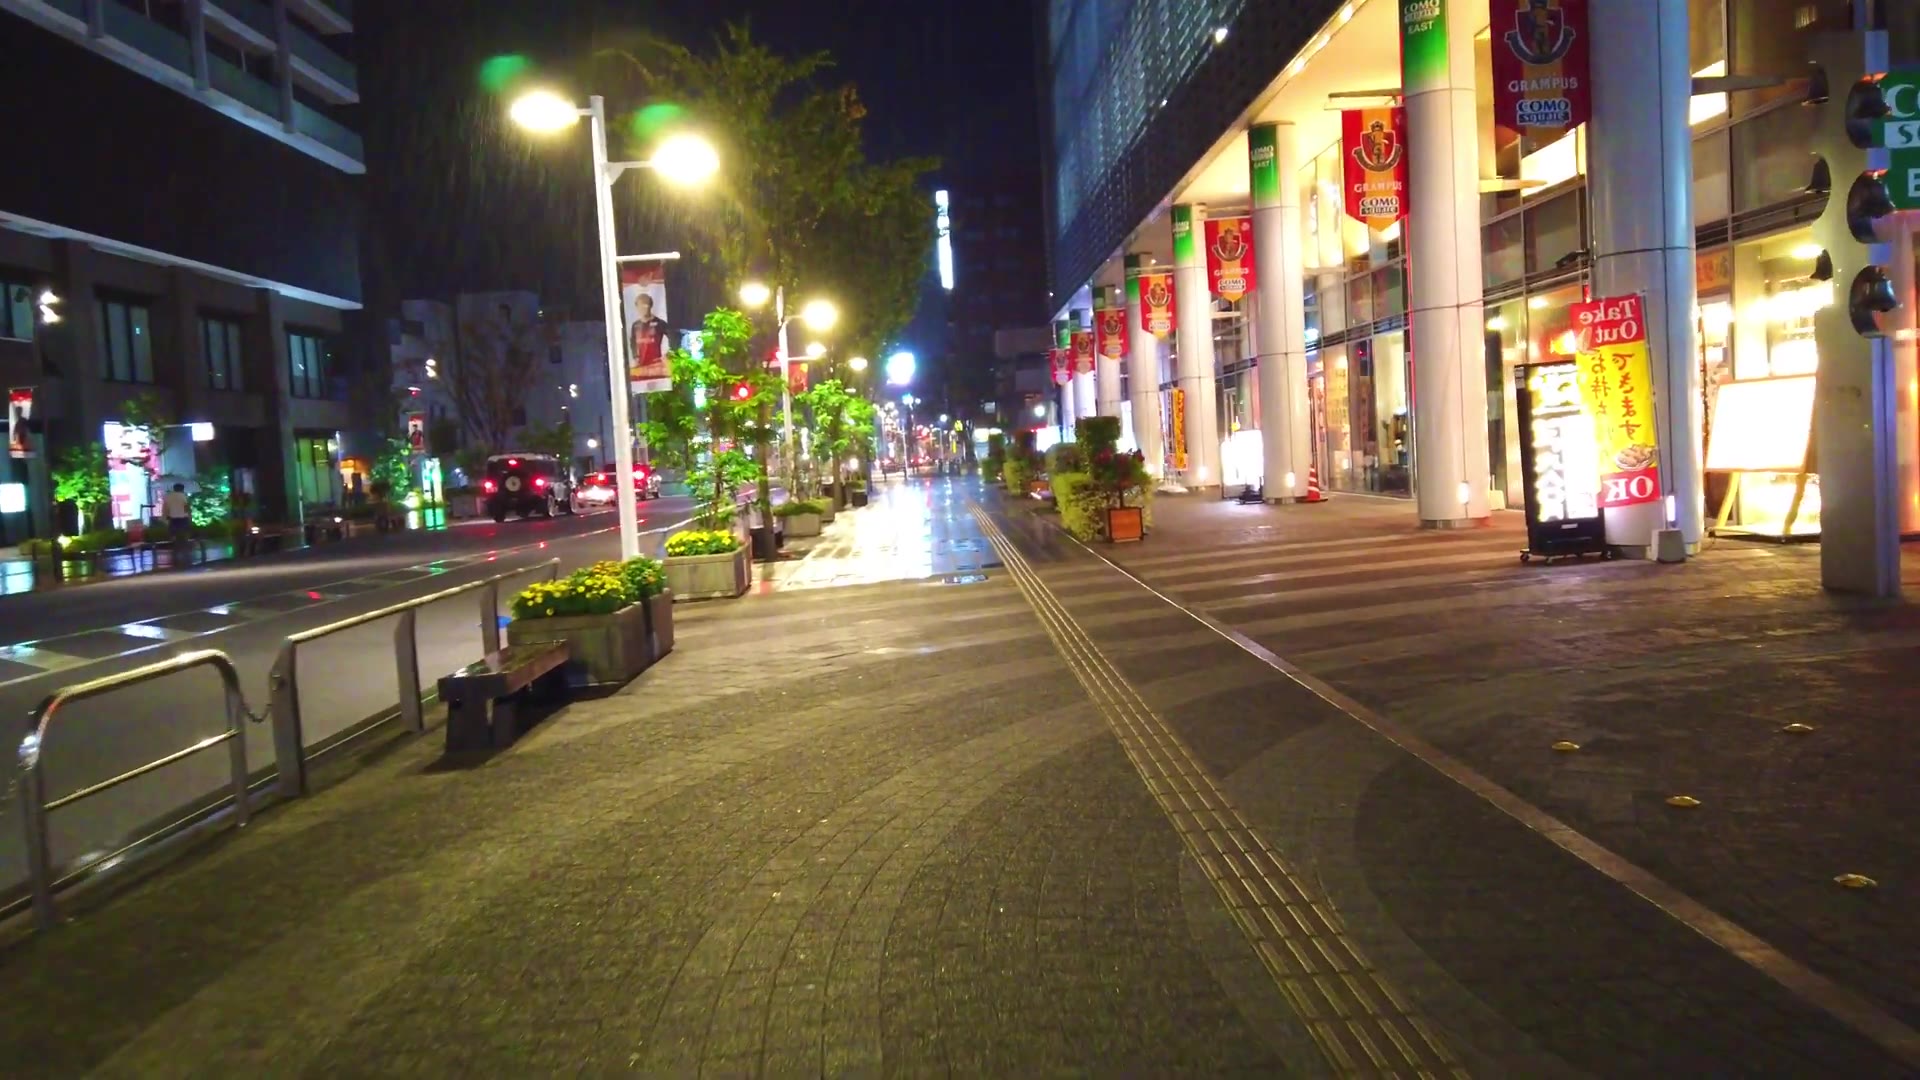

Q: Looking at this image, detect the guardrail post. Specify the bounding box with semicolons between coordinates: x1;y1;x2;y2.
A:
221;665;251;828
268;643;307;797
480;582;501;656
394;608;423;734
20;744;56;931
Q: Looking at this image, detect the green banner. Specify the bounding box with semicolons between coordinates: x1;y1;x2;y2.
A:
1054;318;1072;348
1125;254;1143;303
1399;0;1447;94
1249;124;1280;209
1171;205;1198;267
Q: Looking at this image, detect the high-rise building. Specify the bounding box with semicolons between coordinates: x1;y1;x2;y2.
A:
1042;0;1920;569
0;0;362;541
944;168;1052;425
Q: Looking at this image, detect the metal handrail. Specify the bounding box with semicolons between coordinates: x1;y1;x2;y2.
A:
267;558;561;797
19;649;250;931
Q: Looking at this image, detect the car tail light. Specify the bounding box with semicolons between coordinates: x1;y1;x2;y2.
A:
507;458;518;466
533;476;548;489
482;479;496;493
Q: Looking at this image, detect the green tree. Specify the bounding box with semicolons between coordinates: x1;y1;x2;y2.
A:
370;437;412;501
188;466;232;527
52;443;111;529
641;308;772;527
521;420;574;458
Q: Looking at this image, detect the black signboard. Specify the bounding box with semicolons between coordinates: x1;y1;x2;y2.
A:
1515;361;1608;562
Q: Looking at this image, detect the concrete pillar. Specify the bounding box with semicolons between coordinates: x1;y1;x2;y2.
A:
1094;286;1126;419
1400;1;1491;526
1172;204;1220;491
1124;255;1166;474
1071;308;1096;419
271;0;296;131
1588;0;1702;552
184;0;210;90
1250;123;1311;502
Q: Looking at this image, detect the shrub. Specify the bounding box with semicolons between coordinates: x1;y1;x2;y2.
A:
1075;416;1122;453
1003;456;1034;495
666;529;743;557
511;565;631;619
1052;472;1106;541
61;528;131;555
19;538;55;558
620;556;667;599
771;498;825;517
1045;443;1084;476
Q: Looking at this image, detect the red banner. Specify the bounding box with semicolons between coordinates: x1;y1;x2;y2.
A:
1342;107;1407;231
1050;348;1071;387
1094;307;1126;363
1070;330;1095;376
1204;217;1256;303
1490;0;1590;145
406;412;426;453
620;262;672;394
1137;273;1175;339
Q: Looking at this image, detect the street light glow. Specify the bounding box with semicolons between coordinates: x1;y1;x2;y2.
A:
800;299;839;332
738;281;771;308
848;356;868;372
649;132;719;186
509;89;582;133
886;351;915;386
805;341;827;359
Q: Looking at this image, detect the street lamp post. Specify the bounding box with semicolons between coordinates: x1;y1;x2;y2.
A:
739;283;838;490
513;89;718;559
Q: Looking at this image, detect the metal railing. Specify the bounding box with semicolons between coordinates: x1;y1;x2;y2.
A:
267;559;560;797
18;650;251;931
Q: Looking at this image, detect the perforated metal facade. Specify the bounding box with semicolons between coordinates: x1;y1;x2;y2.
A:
1042;0;1348;304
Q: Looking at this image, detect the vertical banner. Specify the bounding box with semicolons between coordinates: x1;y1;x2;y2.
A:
620;262;672;394
1095;298;1127;363
1249;124;1281;207
1400;0;1449;91
1490;0;1589;144
406;412;426;453
1170;387;1189;472
8;387;33;459
1566;293;1660;508
1050;348;1071;387
1136;271;1176;339
1204;217;1257;303
1070;330;1096;376
1342;107;1408;230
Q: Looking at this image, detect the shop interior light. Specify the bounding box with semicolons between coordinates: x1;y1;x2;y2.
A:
1528;296;1550;310
1486;316;1508;332
1791;243;1825;261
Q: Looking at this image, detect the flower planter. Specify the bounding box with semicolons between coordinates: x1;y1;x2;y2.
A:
780;511;823;538
666;547;751;601
645;589;675;661
507;600;650;686
1106;505;1145;543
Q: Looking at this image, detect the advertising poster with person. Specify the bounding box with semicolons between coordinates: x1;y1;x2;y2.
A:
622;262;672;395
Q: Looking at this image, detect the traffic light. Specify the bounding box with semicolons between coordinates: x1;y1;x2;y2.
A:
1805;48;1907;339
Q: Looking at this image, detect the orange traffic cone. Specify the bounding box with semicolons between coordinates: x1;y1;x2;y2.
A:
1304;464;1327;503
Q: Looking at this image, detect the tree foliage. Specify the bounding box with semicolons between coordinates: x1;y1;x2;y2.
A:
53;443;111;526
640;307;773;528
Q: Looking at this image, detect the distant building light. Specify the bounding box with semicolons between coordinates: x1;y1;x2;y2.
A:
189;422;215;442
935;189;954;291
1213;26;1228;44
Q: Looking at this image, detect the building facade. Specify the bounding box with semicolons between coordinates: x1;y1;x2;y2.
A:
0;0;361;541
1043;0;1920;576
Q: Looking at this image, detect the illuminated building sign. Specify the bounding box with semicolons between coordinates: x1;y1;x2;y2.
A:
935;189;954;291
1516;359;1607;558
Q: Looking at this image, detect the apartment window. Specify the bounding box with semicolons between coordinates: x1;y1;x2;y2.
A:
287;331;332;399
98;297;155;384
1;280;33;341
202;316;245;391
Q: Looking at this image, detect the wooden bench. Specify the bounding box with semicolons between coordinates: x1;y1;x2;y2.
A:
437;642;571;752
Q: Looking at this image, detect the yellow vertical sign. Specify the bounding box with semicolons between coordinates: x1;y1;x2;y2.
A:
1170;387;1188;472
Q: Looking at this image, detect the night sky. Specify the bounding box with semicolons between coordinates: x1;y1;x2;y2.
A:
354;0;1039;321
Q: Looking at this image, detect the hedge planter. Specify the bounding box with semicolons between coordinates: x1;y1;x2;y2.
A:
666;547;751;601
781;511;823;538
508;600;651;686
645;590;675;661
849;487;870;508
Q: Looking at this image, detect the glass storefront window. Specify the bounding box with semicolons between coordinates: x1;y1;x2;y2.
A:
1316;147;1345;270
1372;265;1406;320
1346;274;1373;330
1731;102;1818;213
1729;0;1850;118
1694;128;1731;226
1524;192;1584;276
1318;271;1346;335
1485;214;1524;291
1369;334;1412;495
1731;227;1825;381
1324;345;1354;488
1524;284;1585;366
1486;298;1527;506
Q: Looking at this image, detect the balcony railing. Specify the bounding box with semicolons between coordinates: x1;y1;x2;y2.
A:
291;100;363;163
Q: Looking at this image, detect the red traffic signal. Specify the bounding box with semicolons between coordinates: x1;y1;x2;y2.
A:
730;381;753;402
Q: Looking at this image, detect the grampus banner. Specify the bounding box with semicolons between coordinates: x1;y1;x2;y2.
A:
621;262;672;395
1490;0;1590;146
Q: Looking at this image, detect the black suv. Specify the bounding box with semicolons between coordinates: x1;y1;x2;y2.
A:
482;454;575;521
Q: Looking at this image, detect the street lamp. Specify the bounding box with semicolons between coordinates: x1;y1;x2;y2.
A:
804;341;827;359
886;351;915;387
511;87;718;559
800;299;839;333
848;356;868;372
738;282;840;482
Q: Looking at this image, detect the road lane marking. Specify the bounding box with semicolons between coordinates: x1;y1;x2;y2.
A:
971;505;1465;1079
1055;518;1920;1072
